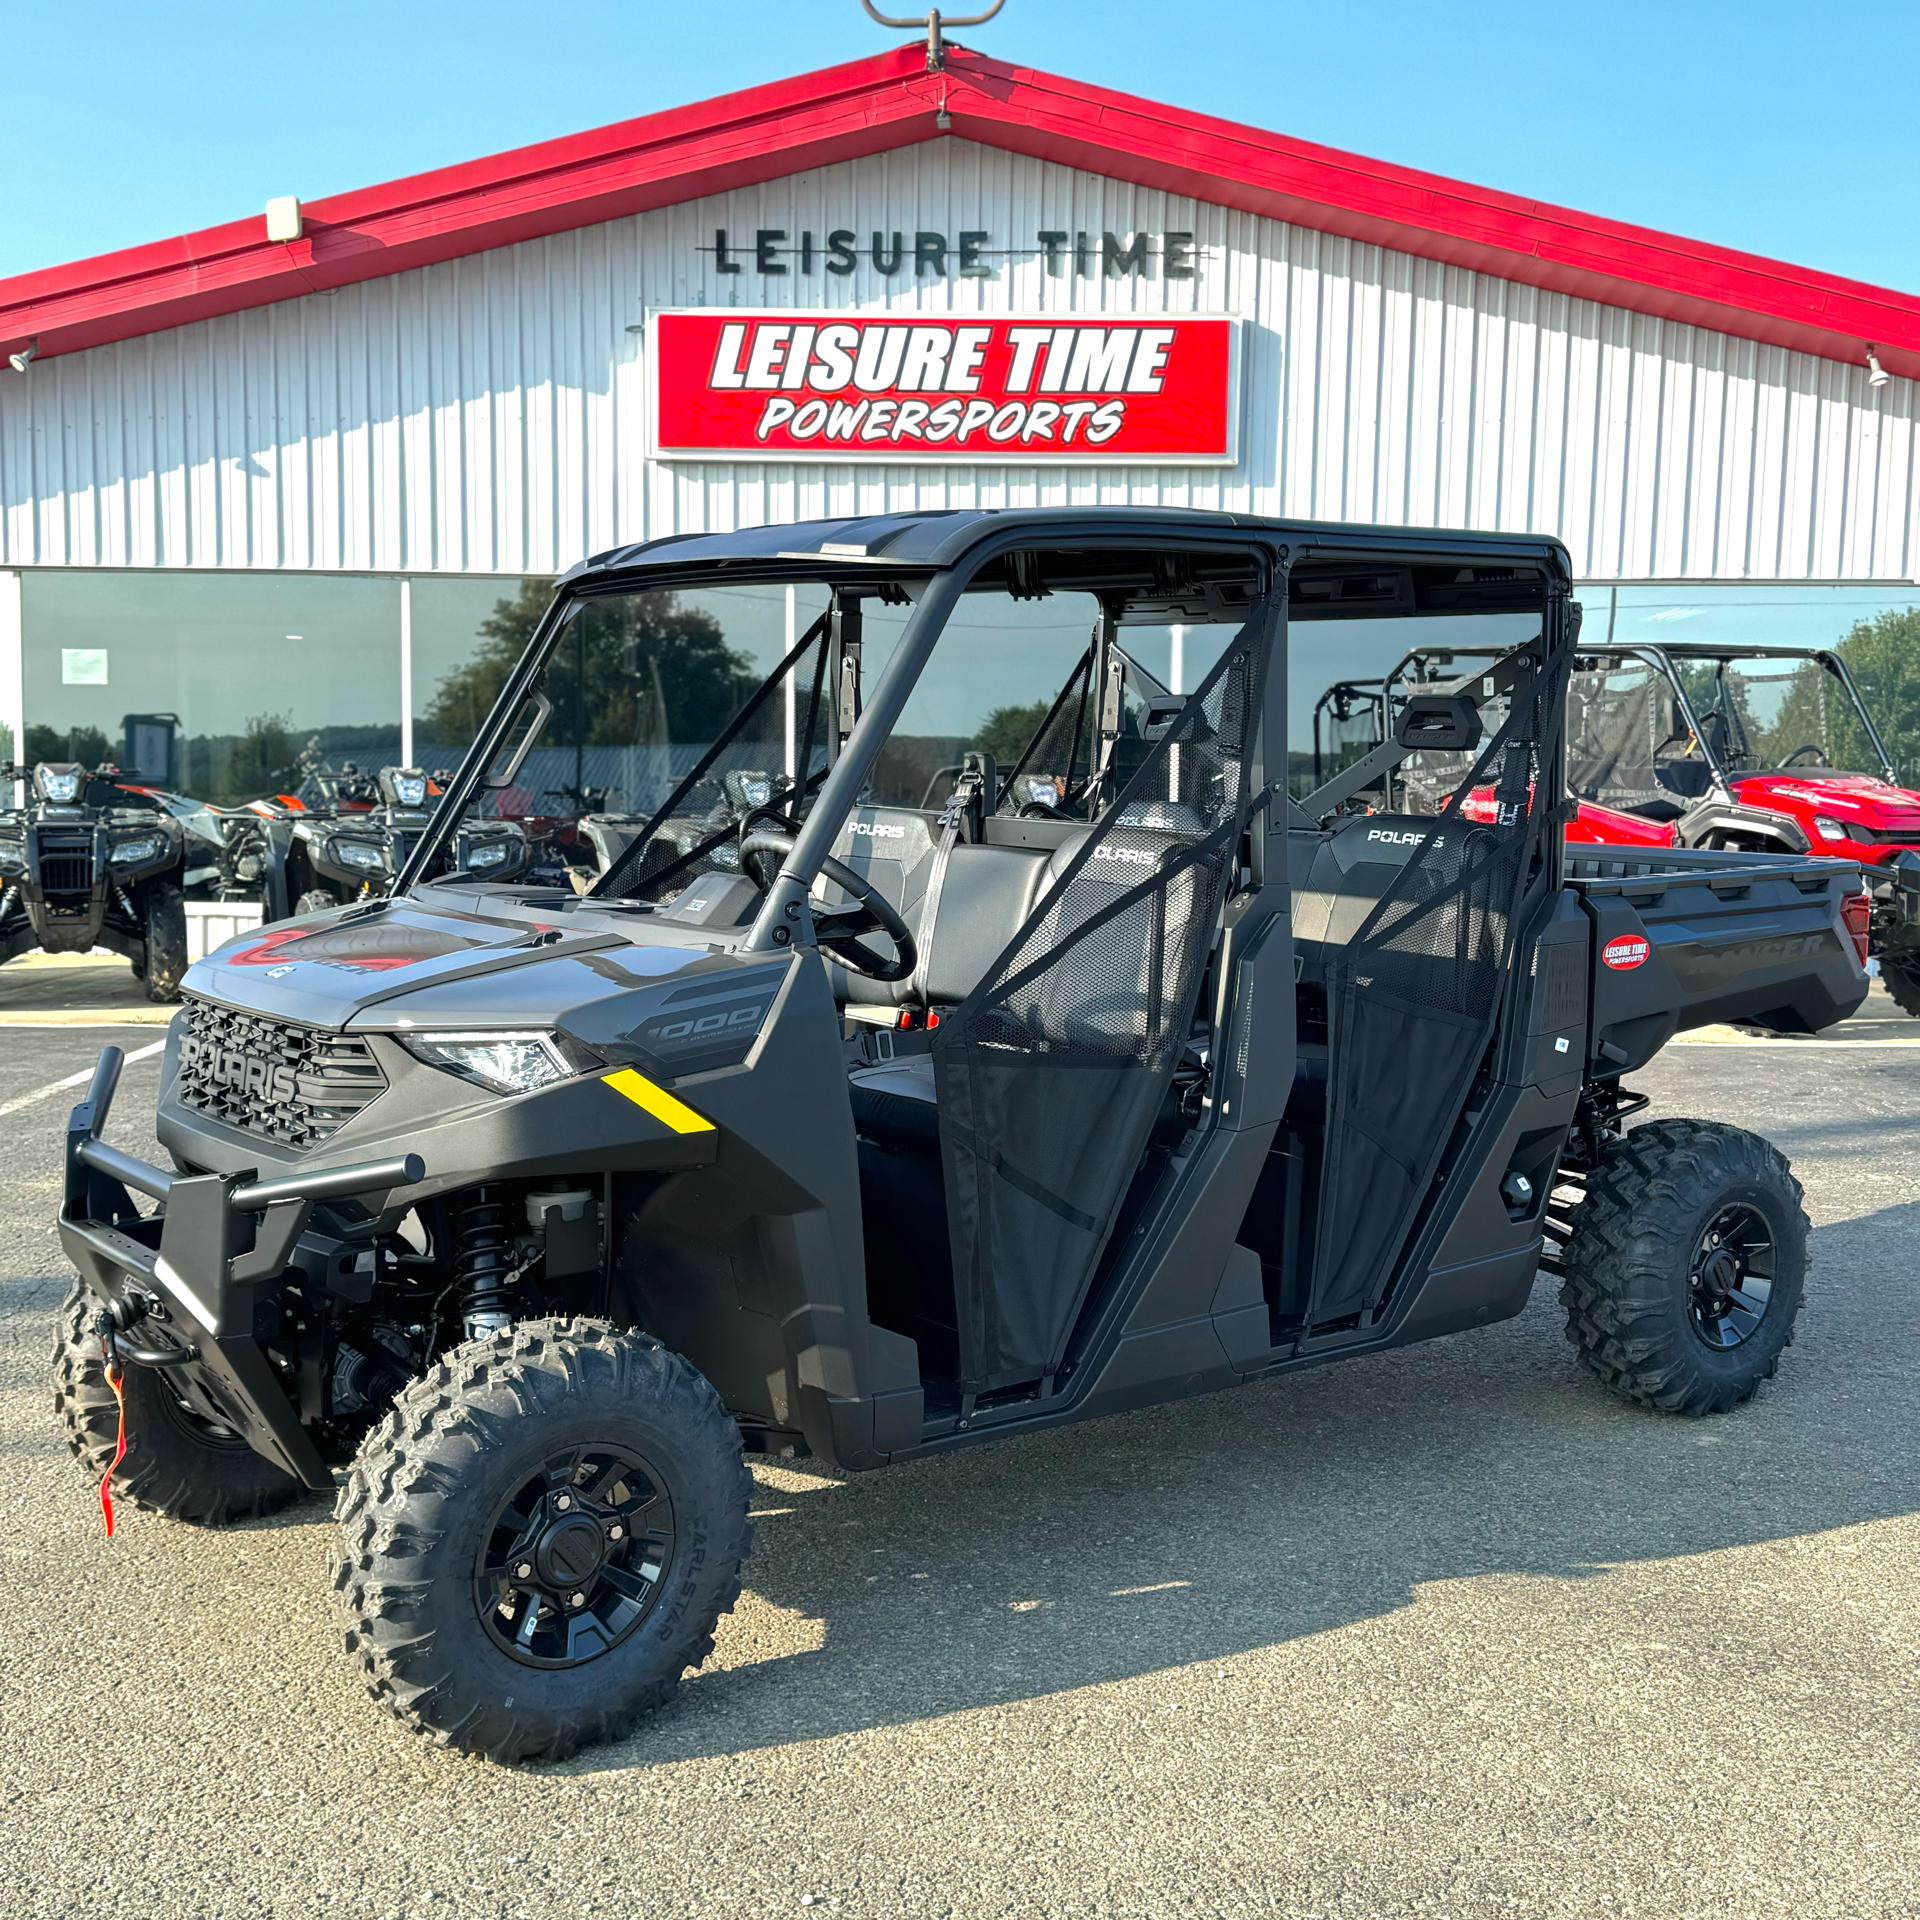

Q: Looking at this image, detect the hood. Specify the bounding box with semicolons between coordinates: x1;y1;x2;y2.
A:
184;898;714;1030
1463;786;1675;848
1565;799;1676;847
1735;772;1920;828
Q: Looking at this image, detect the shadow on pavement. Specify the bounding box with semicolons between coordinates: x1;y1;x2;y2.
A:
558;1197;1920;1773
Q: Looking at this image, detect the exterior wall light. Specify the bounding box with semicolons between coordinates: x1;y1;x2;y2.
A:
1866;345;1891;389
7;339;37;374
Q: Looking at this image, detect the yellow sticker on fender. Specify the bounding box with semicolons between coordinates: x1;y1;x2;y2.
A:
601;1067;716;1135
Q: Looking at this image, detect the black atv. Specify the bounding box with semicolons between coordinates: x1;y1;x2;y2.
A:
0;761;190;1000
571;768;788;889
237;765;535;919
51;510;1869;1763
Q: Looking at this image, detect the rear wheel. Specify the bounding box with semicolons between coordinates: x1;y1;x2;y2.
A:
50;1283;303;1524
1560;1118;1808;1414
142;881;188;1002
331;1318;753;1764
1882;956;1920;1018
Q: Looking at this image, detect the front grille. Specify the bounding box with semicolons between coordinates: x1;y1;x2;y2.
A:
38;841;93;894
174;998;387;1148
1862;824;1920;846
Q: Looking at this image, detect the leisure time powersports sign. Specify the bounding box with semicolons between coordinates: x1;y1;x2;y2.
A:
646;311;1238;463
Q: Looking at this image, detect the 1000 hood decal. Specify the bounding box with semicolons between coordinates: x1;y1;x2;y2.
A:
648;311;1237;463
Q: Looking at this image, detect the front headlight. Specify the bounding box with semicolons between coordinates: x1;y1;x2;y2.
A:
331;838;388;871
465;841;511;870
396;1029;600;1095
110;835;163;865
1813;815;1854;843
0;841;23;874
37;770;81;803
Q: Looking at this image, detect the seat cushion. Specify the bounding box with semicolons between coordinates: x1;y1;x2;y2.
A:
848;1054;940;1150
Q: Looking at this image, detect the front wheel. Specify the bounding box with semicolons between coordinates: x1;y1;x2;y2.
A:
50;1284;303;1524
1882;956;1920;1018
331;1319;753;1764
294;887;341;917
142;881;188;1002
1560;1119;1808;1414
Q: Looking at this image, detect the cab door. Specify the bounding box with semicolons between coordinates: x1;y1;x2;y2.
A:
930;604;1275;1396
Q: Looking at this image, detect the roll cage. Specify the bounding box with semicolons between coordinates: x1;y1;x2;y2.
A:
1577;641;1899;789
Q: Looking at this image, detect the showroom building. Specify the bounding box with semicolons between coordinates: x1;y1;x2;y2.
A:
2;41;1920;795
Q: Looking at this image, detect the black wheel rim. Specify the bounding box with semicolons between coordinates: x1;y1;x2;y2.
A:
475;1444;677;1670
1688;1202;1776;1350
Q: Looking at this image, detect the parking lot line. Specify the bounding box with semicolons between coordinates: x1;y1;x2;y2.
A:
0;1038;166;1119
1671;1037;1920;1048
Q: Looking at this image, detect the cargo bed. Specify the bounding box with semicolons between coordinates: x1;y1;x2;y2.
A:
1565;845;1869;1064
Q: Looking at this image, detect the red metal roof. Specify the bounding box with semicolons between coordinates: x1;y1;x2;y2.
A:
4;44;1916;379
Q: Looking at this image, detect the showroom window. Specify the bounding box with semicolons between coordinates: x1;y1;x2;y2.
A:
1574;584;1920;784
16;571;402;805
5;570;1920;806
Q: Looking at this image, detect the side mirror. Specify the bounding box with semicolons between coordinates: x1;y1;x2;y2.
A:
1396;693;1481;754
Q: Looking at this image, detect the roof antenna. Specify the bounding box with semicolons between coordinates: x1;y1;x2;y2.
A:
861;0;1005;72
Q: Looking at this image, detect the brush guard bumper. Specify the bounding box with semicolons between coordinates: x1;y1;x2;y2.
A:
57;1045;425;1490
1871;851;1920;959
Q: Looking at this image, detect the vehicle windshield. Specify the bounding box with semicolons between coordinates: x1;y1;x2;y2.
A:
416;563;1262;901
1667;652;1887;777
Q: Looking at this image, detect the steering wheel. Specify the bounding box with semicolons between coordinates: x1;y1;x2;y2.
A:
1782;744;1826;767
739;827;916;983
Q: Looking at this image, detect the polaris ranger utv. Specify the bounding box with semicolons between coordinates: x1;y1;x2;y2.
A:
53;511;1868;1763
1;760;191;999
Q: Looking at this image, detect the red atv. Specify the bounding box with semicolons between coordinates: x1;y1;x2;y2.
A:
1562;643;1920;1012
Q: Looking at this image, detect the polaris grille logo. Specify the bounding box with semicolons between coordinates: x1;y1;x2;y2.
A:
180;1034;297;1103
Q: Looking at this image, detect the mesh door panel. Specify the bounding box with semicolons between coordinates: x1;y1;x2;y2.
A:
933;636;1262;1392
1309;637;1569;1327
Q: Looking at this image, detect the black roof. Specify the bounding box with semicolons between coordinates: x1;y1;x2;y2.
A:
570;508;1573;586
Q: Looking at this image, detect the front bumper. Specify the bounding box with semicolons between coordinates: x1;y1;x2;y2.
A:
1869;850;1920;959
59;1047;425;1489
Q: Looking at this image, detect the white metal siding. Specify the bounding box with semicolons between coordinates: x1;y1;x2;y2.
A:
3;140;1914;580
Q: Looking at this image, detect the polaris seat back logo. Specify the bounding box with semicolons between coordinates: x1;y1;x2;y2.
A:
846;820;907;840
1602;935;1650;971
1366;828;1444;850
1094;844;1158;867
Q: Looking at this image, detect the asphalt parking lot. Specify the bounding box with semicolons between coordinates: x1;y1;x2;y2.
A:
4;958;1920;1919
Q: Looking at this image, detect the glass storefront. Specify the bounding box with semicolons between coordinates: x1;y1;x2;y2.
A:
19;572;402;804
1573;584;1920;784
9;570;1920;811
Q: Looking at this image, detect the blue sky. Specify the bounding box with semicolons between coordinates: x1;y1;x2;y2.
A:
3;1;1913;292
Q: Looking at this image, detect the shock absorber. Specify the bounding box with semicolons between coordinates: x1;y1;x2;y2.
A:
454;1185;520;1341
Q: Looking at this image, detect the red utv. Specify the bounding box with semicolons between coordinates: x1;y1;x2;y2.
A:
1310;672;1678;849
1561;644;1918;1012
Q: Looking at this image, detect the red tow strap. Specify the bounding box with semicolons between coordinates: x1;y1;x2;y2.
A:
99;1351;128;1538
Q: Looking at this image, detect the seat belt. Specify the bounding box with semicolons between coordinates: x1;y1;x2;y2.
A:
910;753;991;1005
